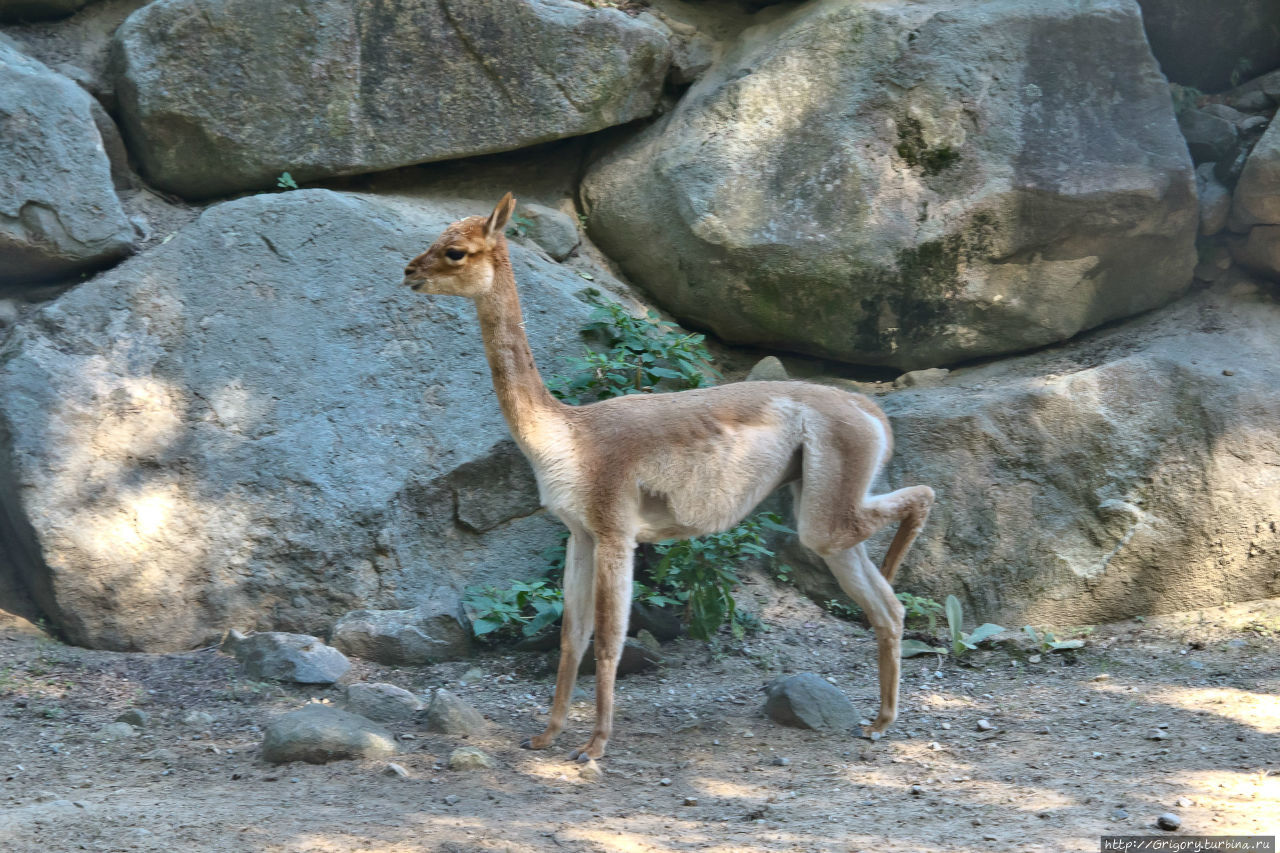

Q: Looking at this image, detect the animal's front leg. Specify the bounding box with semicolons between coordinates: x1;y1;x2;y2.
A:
569;536;633;762
522;529;594;751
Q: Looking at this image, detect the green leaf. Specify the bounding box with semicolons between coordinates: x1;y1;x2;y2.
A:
1023;625;1041;644
945;595;964;645
965;623;1005;645
1047;639;1084;651
901;639;947;658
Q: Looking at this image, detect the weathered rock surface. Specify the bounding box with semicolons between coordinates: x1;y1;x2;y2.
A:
112;0;672;198
234;632;350;685
447;746;495;770
517;203;580;262
344;682;422;723
863;279;1280;625
1136;0;1280;93
763;673;859;732
0;0;96;22
0;37;133;283
332;589;472;666
261;704;396;765
423;688;486;735
1231;118;1280;229
575;637;662;676
583;0;1196;370
0;189;595;651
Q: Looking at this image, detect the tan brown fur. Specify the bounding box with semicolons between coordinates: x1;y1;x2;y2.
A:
403;194;935;760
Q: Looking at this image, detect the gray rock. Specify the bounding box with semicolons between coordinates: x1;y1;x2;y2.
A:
745;357;789;382
261;704;396;765
871;279;1280;626
1156;812;1182;831
1232;225;1280;279
383;762;410;779
99;721;138;739
234;632;351;685
894;369;950;391
1195;163;1232;237
0;38;133;283
114;709;149;728
1232;118;1280;227
0;1;95;22
583;0;1196;370
447;746;495;770
333;590;472;666
629;599;684;642
1178;108;1239;164
181;710;215;728
344;683;422;723
112;0;671;198
0;189;596;651
1109;807;1129;821
516;203;580;262
423;688;486;735
763;672;859;732
1136;0;1280;92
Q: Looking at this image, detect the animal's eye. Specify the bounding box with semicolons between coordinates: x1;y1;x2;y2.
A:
445;248;466;262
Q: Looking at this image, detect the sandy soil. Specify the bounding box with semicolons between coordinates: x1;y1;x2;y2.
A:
0;585;1276;853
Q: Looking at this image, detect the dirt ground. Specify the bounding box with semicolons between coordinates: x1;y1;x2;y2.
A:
0;582;1276;853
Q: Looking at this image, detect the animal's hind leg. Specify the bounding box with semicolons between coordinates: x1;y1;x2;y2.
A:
867;485;934;583
822;543;904;738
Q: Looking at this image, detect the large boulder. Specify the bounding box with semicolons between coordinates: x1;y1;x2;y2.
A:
111;0;672;199
332;588;472;665
864;278;1280;625
262;704;396;765
582;0;1197;370
1136;0;1280;93
233;632;351;684
0;0;96;22
0;37;133;283
0;189;595;651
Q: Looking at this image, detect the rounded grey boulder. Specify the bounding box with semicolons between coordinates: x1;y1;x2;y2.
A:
234;632;351;685
763;673;859;732
262;704;395;765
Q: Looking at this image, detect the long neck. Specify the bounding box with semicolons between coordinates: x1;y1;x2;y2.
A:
472;238;566;448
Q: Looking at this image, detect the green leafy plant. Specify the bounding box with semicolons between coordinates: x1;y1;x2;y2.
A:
505;212;535;239
944;594;1004;657
276;171;299;190
1168;83;1204;116
898;592;943;635
644;512;792;640
548;299;719;404
1023;625;1085;653
464;579;563;642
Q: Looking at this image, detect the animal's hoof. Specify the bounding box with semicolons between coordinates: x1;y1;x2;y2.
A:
576;751;592;764
568;748;583;761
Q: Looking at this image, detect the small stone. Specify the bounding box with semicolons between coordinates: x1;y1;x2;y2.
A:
1148;729;1168;741
683;796;698;806
443;794;460;806
659;777;672;786
183;711;215;728
100;722;139;740
894;368;950;390
1109;808;1129;821
746;356;789;382
764;673;859;732
1223;369;1234;376
909;784;924;795
115;709;150;728
1156;812;1182;831
940;722;951;730
344;682;422;723
382;762;410;779
447;746;495;771
424;688;486;736
772;756;790;766
1092;673;1110;682
976;719;995;732
1027;654;1042;663
1092;751;1104;759
1175;797;1193;808
138;748;178;763
234;632;351;684
262;705;396;765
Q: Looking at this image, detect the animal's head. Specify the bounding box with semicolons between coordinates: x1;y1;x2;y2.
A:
403;193;517;297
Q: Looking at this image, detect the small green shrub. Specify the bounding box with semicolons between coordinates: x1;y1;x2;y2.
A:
548;299;719;404
944;594;1004;657
1023;625;1085;653
276;172;299;190
464;580;563;642
505;212;535;239
897;592;943;635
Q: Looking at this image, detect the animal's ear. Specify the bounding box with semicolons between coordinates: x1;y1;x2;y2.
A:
484;192;517;241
